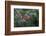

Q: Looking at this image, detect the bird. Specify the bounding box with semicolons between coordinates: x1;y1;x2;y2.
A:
21;14;32;22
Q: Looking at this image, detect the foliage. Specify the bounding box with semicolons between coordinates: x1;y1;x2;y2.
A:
14;8;39;27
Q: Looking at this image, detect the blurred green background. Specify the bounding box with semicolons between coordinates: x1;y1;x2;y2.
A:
14;8;39;27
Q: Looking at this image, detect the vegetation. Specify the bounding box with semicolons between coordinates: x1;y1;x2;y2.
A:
14;8;39;27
